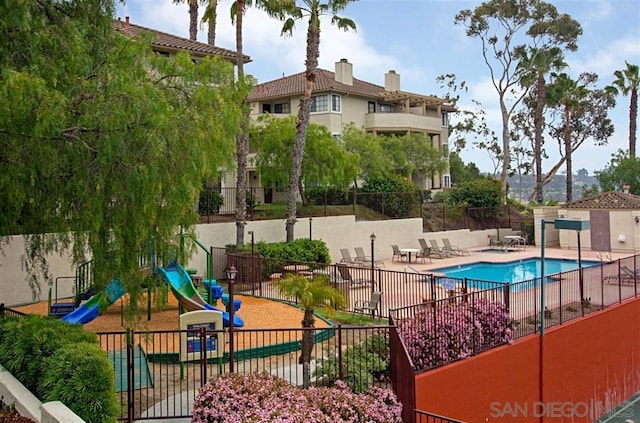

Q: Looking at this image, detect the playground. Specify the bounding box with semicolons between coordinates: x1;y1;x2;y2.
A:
16;290;330;348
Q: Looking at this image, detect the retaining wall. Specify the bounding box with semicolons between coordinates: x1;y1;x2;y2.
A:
0;365;84;423
414;296;640;422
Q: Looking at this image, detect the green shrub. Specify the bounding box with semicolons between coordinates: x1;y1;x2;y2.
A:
359;174;421;218
252;239;331;264
449;179;502;208
198;189;224;214
313;334;390;393
0;315;97;392
305;187;352;205
40;342;119;423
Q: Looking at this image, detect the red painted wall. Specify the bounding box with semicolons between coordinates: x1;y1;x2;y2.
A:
414;298;640;422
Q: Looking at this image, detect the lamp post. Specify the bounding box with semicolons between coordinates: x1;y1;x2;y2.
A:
370;233;376;295
309;217;313;241
577;230;584;316
225;265;237;373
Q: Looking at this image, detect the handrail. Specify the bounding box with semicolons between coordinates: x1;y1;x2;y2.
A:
180;232;213;282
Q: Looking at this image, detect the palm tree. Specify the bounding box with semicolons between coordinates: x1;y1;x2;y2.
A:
516;47;566;202
277;274;345;388
230;1;288;248
173;0;199;40
609;62;639;158
202;0;218;45
276;0;356;242
547;72;589;202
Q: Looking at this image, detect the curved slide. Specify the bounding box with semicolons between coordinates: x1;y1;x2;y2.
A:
156;262;244;328
61;279;126;325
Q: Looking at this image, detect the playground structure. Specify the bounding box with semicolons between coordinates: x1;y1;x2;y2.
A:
52;234;244;328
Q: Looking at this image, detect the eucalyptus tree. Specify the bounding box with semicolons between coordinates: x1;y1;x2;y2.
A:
546;72;615;201
454;0;582;202
0;0;245;317
275;0;357;242
596;150;640;195
608;62;639;158
516;46;566;202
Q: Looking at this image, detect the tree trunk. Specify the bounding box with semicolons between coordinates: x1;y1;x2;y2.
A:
286;23;319;242
207;14;216;45
564;103;573;202
189;0;198;41
534;74;545;202
235;0;248;247
630;88;637;158
299;310;315;389
499;98;510;204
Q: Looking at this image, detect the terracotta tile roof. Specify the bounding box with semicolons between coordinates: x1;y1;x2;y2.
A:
564;191;640;209
248;68;383;100
248;68;454;111
113;19;250;64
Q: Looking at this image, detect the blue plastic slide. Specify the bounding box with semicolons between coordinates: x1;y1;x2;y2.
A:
61;279;126;325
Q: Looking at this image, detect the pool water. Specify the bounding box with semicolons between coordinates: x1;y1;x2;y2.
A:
434;258;599;285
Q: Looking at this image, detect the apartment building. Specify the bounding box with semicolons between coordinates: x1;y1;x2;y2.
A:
245;59;455;200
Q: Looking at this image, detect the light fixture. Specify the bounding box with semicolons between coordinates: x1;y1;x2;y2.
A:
635;216;639;224
226;265;237;282
370;233;376;242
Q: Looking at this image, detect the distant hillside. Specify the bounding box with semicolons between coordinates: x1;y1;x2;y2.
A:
506;173;600;203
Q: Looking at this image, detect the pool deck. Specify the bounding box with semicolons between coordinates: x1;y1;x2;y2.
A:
377;246;632;274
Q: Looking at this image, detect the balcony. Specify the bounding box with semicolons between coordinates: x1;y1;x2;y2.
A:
364;112;442;133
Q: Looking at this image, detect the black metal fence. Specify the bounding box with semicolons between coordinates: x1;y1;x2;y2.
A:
98;324;392;422
415;410;466;423
0;303;26;318
387;255;640;373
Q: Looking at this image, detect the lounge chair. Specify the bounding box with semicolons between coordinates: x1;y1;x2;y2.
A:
340;248;357;265
428;239;451;258
605;266;639;284
442;238;470;256
354;291;383;318
417;246;432;263
391;244;408;262
354;246;384;268
336;264;371;287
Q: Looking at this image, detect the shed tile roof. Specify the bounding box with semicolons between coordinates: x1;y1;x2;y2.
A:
113;19;250;63
248;68;455;111
564;191;640;209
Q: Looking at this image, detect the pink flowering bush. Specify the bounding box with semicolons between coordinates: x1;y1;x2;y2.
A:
192;373;402;422
398;299;513;370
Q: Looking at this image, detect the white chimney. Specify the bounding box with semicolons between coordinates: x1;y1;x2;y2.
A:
334;59;353;86
623;184;630;194
385;70;400;91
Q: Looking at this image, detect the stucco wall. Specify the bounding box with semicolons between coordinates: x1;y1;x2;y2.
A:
0;217;497;306
557;208;640;253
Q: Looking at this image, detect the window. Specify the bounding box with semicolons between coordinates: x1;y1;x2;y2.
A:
379;103;393;113
274;103;289;114
444;175;451;188
368;101;376;113
310;94;328;112
441;143;449;157
442;112;449;126
331;94;341;112
262;103;271;113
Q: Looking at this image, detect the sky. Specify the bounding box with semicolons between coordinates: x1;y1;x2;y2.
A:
116;0;640;175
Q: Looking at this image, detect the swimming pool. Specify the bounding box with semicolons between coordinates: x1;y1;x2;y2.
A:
433;258;600;285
